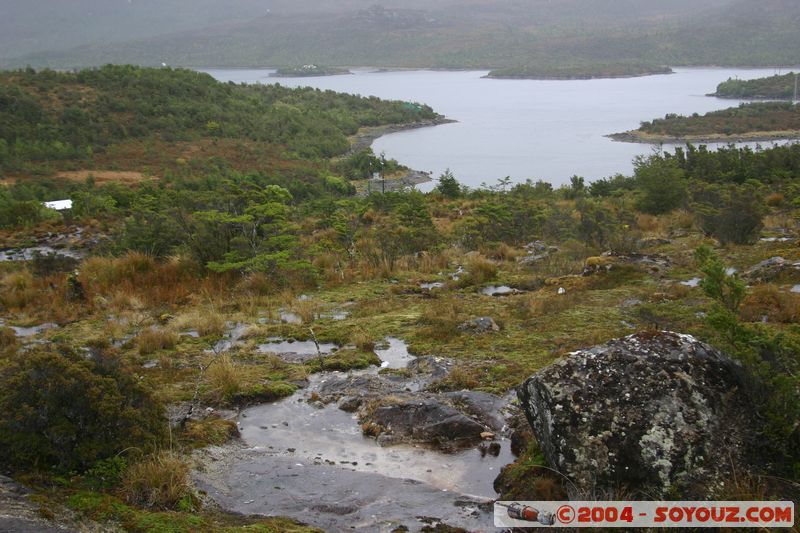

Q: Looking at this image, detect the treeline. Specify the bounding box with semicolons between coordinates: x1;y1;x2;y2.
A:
715;72;798;100
0;65;437;173
486;63;672;80
637;102;800;137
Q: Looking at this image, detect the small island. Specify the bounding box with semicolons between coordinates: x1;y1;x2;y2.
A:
608;102;800;143
713;72;798;100
485;63;673;80
270;65;352;77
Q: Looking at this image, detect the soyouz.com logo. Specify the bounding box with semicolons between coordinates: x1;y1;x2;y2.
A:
494;501;795;528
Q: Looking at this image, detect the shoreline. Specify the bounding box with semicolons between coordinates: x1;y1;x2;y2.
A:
346;117;455;192
347;116;456;155
707;93;793;101
484;69;674;81
269;69;353;78
607;129;800;145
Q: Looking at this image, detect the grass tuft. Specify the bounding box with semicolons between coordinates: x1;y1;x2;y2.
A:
121;451;192;511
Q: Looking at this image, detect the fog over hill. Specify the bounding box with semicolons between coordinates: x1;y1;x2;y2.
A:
2;0;798;69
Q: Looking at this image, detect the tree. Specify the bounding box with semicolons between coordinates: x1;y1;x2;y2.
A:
634;156;688;214
563;175;586;200
692;183;765;245
576;199;616;249
436;168;461;199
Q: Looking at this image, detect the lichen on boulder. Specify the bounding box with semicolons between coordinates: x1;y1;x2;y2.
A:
517;331;756;498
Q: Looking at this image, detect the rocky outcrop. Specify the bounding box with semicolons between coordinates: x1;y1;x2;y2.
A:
367;399;487;448
583;252;671;277
744;256;800;283
458;316;500;334
517;331;755;498
314;355;511;450
519;241;558;265
0;476;78;532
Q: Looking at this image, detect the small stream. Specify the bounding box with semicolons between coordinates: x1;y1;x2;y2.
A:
195;338;513;531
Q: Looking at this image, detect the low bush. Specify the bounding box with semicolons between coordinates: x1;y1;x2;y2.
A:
0;347;164;472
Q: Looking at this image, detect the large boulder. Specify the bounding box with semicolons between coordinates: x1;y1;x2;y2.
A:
517;331;755;498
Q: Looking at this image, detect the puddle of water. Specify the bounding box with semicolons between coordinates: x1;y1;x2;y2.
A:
420;282;445;290
480;285;517;296
279;310;302;325
238;382;512;497
9;323;58;337
211;323;250;353
374;337;416;369
198;338;511;530
760;237;794;242
197;455;493;532
181;330;200;338
681;277;702;287
792;285;800;294
726;267;737;275
0;246;82;262
257;339;339;362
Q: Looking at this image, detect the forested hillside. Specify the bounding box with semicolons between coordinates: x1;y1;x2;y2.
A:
0;65;436;174
5;0;799;69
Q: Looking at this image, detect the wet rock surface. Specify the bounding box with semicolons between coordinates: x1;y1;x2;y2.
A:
369;398;487;448
0;227;100;264
518;331;756;498
0;476;76;532
194;338;515;532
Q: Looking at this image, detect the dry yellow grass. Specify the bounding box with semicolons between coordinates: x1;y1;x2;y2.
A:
740;285;799;323
204;355;244;404
137;327;179;355
121;451;191;510
173;309;226;337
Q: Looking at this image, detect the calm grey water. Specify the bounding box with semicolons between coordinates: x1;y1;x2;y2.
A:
203;67;796;189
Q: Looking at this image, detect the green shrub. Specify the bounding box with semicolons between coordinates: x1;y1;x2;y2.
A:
634;156;688;215
0;347;165;472
692;183;765;244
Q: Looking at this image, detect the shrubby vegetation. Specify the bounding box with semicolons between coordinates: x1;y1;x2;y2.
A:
0;64;436;173
634;102;800;139
694;247;799;472
486;63;672;80
715;72;798;100
0;345;164;473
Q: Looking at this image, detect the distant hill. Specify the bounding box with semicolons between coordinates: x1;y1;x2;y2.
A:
4;0;798;69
